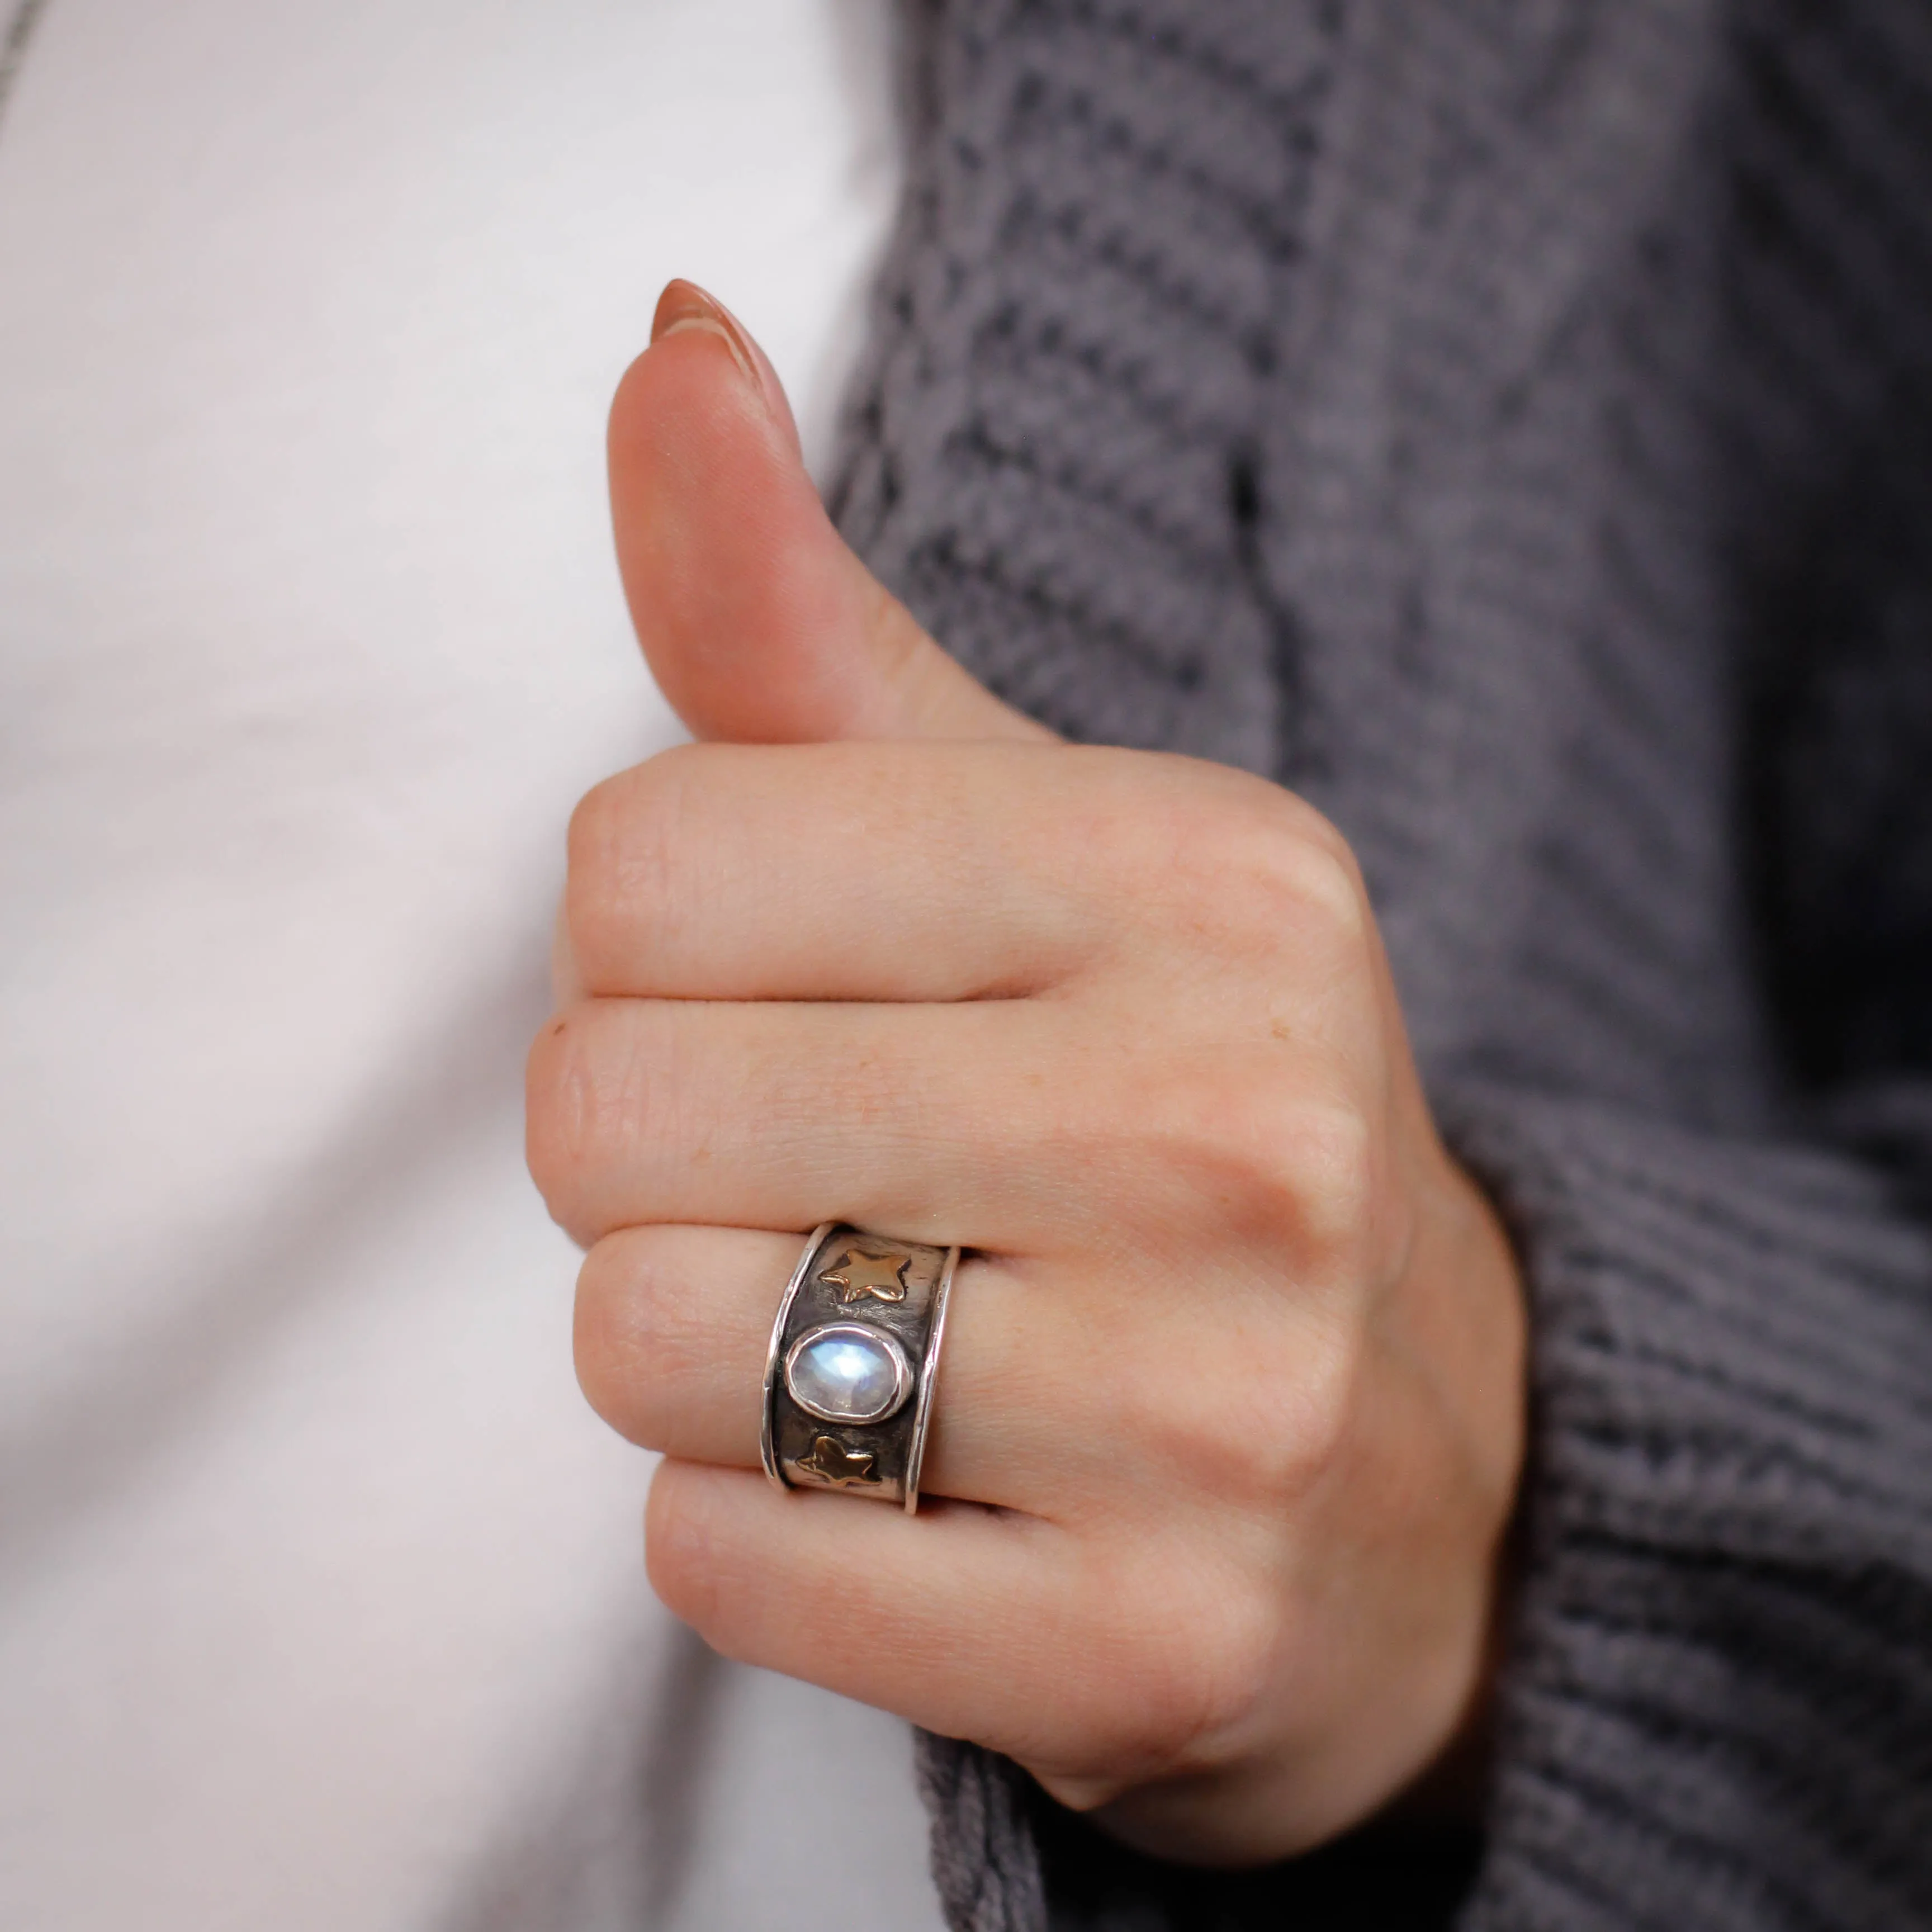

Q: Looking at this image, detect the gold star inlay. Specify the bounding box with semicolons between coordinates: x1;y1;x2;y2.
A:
819;1244;910;1305
796;1435;879;1488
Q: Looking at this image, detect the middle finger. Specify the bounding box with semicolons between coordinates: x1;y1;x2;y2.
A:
527;993;1147;1253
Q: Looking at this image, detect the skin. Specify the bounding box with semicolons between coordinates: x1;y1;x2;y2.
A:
526;282;1527;1865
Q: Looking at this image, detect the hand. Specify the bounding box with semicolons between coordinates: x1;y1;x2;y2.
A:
527;283;1527;1864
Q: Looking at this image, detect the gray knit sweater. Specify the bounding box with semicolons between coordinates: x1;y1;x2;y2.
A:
831;3;1932;1928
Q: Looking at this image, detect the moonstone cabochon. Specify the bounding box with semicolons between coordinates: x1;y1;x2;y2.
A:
785;1323;912;1425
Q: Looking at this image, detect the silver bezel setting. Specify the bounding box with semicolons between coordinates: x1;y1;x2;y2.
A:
760;1221;834;1488
783;1322;914;1426
761;1223;962;1510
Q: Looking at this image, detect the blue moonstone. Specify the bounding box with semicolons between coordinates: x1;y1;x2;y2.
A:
787;1326;908;1424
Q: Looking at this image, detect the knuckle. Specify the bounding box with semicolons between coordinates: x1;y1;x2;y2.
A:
1227;1322;1361;1503
572;1233;680;1445
1276;1097;1381;1265
525;1001;674;1240
643;1464;722;1634
562;774;634;969
1240;811;1369;958
1160;771;1367;935
1154;1066;1380;1268
1076;1559;1282;1778
524;1012;587;1218
1120;1309;1361;1516
1179;1586;1283;1760
564;749;704;986
571;1240;629;1420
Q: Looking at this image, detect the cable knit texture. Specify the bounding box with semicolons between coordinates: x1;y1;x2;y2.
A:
831;2;1932;1927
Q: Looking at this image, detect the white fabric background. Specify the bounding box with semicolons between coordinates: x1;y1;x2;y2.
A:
0;2;944;1926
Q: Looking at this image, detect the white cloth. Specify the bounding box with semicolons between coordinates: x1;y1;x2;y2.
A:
0;3;944;1927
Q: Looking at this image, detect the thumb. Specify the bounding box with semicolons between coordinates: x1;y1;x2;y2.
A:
609;281;1049;745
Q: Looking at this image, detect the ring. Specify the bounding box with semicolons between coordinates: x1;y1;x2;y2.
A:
761;1222;959;1514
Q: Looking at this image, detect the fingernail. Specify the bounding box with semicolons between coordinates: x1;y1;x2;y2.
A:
651;279;774;416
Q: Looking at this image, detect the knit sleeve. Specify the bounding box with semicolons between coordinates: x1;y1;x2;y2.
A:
826;0;1339;775
1442;1090;1932;1932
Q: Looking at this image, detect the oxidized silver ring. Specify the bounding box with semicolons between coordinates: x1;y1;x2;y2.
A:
760;1222;958;1513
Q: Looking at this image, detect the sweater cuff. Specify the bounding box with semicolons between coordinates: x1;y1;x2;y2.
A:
1443;1088;1932;1931
915;1731;1046;1932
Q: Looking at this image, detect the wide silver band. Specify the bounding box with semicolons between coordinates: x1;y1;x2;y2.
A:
761;1223;958;1513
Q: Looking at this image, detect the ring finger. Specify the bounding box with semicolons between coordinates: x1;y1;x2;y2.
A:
575;1223;1095;1514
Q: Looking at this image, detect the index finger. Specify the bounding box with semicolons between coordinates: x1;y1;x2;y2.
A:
565;738;1215;1002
